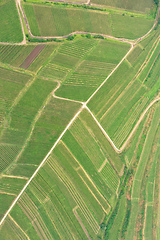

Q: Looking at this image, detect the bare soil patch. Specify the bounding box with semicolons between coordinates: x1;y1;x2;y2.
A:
20;45;45;69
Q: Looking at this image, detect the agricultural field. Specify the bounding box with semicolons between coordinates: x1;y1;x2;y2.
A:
88;28;160;149
0;0;23;43
90;0;154;13
45;37;130;101
0;44;58;72
24;3;112;36
23;2;154;39
0;0;160;239
0;108;123;239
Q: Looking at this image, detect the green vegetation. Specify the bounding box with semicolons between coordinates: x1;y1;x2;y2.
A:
0;5;160;238
24;3;112;36
55;38;129;101
0;0;23;43
3;107;123;239
110;14;154;39
0;44;57;72
23;2;154;39
0;195;15;220
16;98;81;165
90;0;154;13
88;29;160;148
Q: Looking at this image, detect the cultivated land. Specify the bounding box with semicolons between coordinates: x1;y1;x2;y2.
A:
0;0;160;239
0;0;23;43
23;2;154;39
91;0;154;13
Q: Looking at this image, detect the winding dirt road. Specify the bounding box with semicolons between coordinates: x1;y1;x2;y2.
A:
17;0;160;45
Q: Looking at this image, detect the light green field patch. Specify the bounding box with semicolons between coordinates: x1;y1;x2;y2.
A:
0;0;23;43
110;14;154;39
50;53;79;69
0;194;15;221
90;0;154;13
0;216;28;240
0;144;20;173
39;63;71;81
0;176;27;195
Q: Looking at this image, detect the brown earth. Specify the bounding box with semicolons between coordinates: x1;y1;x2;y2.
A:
20;45;45;69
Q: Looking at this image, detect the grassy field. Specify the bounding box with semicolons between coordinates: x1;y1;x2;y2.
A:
90;0;154;13
110;14;154;39
0;0;23;43
23;3;154;39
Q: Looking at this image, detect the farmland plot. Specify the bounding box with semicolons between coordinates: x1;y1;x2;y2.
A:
124;103;160;239
110;14;154;39
56;39;130;101
1;78;56;174
16;97;81;165
0;0;23;43
2;121;121;239
24;4;112;36
0;44;57;72
90;0;154;13
0;176;27;220
23;2;154;39
88;30;160;148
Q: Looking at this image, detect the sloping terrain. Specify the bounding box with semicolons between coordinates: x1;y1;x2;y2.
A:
0;0;160;239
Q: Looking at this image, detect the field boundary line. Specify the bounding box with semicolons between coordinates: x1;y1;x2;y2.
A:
85;44;134;105
61;140;111;212
0;191;16;196
85;97;160;154
52;81;84;104
2;175;28;180
98;158;108;173
77;172;110;214
0;105;84;226
0;45;159;226
16;0;26;45
73;208;92;240
8;214;30;240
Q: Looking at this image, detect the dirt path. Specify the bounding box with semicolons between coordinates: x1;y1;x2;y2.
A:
52;81;84;104
73;207;92;240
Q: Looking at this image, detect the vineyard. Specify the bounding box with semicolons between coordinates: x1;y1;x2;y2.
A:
0;0;160;239
88;29;160;149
